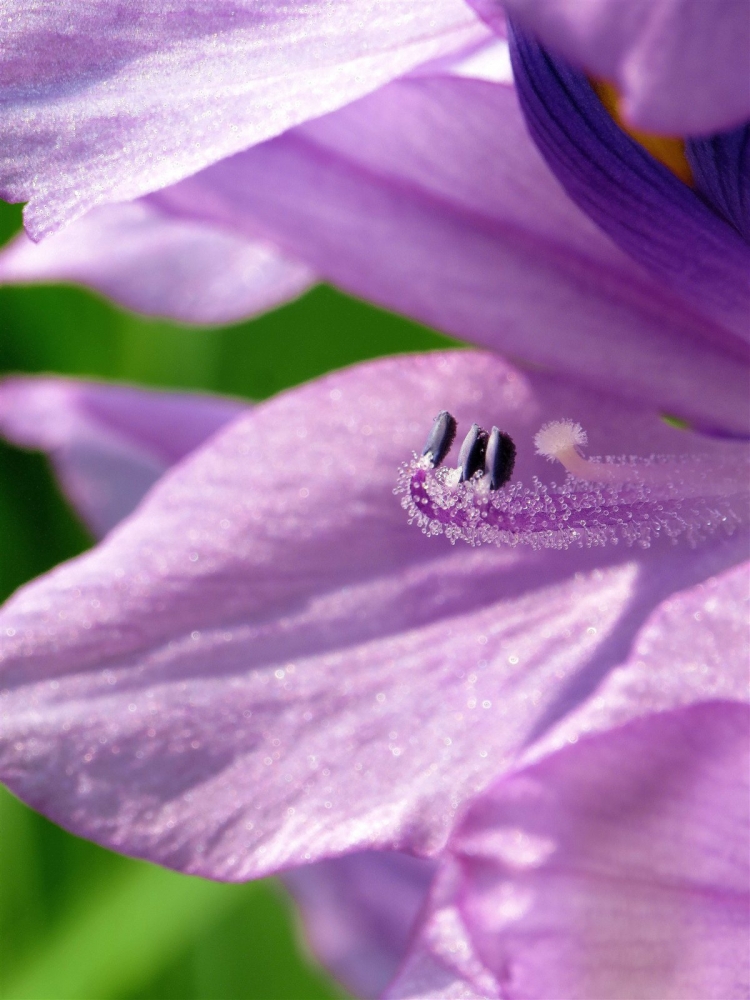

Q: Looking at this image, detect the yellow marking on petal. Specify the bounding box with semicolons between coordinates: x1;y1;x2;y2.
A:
592;79;694;186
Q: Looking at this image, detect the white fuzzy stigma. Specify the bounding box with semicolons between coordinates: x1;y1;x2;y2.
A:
534;420;588;461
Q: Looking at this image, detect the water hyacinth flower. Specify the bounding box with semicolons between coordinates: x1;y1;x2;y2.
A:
1;5;749;1000
1;0;748;244
0;349;747;997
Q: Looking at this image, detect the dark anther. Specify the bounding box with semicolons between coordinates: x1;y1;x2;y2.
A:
485;426;516;490
457;423;489;482
421;410;457;467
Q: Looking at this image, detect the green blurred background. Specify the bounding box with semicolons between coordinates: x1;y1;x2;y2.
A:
0;199;456;999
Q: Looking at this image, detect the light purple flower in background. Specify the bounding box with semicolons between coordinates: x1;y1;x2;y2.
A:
285;849;437;997
0;377;246;536
1;3;749;998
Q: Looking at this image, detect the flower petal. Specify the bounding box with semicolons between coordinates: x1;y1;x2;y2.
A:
688;125;750;243
389;701;750;1000
0;201;314;325
384;861;500;999
1;0;488;239
283;851;436;999
0;352;745;879
508;27;750;343
471;0;750;134
1;376;436;999
153;75;750;435
520;556;750;753
0;376;244;536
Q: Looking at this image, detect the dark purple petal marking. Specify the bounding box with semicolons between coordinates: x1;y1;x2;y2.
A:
687;125;750;243
484;425;516;490
421;410;457;468
507;23;750;339
457;423;489;482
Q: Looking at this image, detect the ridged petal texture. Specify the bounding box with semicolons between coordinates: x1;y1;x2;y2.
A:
0;0;488;238
470;0;750;134
0;352;747;884
688;124;750;243
388;701;750;1000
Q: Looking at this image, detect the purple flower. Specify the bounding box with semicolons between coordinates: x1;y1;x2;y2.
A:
1;25;747;427
1;0;748;248
0;348;747;997
1;9;749;999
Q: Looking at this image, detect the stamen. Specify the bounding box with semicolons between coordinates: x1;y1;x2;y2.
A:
421;410;457;468
397;416;748;550
457;423;489;482
485;426;516;490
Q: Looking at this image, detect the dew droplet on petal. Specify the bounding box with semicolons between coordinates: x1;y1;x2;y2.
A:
396;416;748;550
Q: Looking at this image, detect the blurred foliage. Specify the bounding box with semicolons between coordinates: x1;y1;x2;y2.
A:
0;198;459;999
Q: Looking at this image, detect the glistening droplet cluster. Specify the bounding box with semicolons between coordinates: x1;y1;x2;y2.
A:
396;414;746;550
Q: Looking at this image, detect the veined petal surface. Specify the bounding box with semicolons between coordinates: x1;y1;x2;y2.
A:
388;701;750;1000
0;201;314;325
687;125;750;243
508;28;750;343
0;352;746;880
0;375;435;999
0;0;488;239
